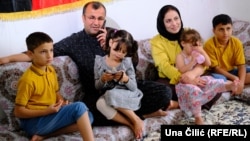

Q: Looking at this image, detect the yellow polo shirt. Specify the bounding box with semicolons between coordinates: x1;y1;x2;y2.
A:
15;64;59;110
204;36;245;71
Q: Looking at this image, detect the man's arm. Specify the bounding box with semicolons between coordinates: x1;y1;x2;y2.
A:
0;52;31;65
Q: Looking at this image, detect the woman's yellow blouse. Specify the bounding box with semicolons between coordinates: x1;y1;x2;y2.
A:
150;34;182;84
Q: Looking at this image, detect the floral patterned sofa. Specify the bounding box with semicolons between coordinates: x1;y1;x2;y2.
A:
0;18;250;141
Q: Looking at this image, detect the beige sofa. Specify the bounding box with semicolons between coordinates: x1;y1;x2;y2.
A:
0;18;250;141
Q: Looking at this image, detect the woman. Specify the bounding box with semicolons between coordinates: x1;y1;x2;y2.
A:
150;5;218;108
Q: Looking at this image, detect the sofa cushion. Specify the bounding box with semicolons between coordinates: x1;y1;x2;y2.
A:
136;39;158;81
0;56;83;131
232;19;250;65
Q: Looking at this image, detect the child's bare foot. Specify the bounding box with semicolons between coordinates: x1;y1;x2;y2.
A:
142;109;167;119
232;80;240;95
30;135;44;141
133;118;144;139
195;116;204;125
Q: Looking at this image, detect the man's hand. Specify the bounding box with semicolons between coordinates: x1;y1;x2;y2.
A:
97;28;107;48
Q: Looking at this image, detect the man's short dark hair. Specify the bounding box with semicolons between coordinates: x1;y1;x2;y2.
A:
82;1;106;15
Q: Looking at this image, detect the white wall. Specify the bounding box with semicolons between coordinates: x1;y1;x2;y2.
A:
0;10;83;57
105;0;219;40
1;0;250;57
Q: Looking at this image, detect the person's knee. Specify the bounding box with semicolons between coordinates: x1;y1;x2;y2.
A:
74;102;88;115
73;102;94;123
96;97;117;119
96;98;105;111
71;102;94;124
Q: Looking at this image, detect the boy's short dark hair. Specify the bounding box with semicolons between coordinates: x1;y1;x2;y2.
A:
212;14;232;28
26;32;53;52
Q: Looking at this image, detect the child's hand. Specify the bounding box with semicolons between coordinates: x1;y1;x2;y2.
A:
113;71;124;81
62;99;70;106
193;44;206;56
49;100;63;113
101;72;115;82
116;71;129;83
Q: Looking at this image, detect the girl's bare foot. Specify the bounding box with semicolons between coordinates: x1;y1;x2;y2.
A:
133;118;144;139
195;116;204;125
30;135;44;141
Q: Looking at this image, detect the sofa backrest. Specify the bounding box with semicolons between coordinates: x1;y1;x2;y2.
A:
232;19;250;65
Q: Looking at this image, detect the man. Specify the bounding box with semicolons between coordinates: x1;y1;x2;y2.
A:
0;1;175;126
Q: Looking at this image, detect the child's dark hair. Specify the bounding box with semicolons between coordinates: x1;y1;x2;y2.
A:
26;32;53;52
180;28;203;46
105;28;139;68
212;14;232;28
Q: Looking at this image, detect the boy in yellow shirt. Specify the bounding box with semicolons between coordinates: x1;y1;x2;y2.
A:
204;14;250;95
14;32;94;141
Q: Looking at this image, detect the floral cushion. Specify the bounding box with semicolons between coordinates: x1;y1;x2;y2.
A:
0;56;83;131
232;18;250;65
136;38;158;81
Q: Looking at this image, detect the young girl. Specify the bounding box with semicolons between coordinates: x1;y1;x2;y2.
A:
94;29;144;139
175;28;238;125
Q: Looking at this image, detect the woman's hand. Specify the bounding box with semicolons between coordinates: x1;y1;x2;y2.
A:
194;77;206;87
180;71;196;84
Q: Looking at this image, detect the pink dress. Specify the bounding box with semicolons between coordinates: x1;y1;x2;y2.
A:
175;53;227;117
